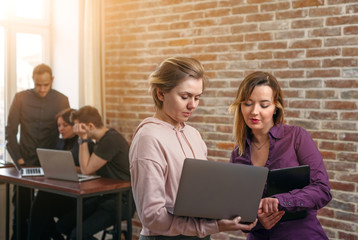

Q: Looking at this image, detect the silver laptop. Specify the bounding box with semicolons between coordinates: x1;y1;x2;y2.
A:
36;148;100;182
12;159;44;177
170;158;268;223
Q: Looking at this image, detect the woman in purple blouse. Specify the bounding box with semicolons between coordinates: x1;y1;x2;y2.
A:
229;71;332;239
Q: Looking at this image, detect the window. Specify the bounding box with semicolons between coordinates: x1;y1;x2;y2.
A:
0;0;50;164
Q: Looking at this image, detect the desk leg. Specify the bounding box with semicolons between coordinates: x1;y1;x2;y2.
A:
5;183;9;240
15;185;20;240
127;190;132;240
113;193;122;240
76;197;83;240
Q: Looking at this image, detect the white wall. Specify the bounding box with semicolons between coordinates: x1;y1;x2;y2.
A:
51;0;81;109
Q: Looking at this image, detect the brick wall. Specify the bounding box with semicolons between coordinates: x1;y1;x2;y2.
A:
103;0;358;239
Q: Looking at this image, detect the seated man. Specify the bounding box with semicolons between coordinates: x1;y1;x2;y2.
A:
56;105;135;240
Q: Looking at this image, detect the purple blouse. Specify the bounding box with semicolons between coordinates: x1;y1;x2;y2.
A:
230;124;332;240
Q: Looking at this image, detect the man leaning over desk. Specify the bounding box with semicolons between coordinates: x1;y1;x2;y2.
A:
56;105;135;240
5;63;69;240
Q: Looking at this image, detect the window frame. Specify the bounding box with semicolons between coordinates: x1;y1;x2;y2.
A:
0;1;51;164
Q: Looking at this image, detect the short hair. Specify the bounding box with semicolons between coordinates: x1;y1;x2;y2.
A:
32;63;53;78
149;56;207;109
70;106;104;128
229;71;285;156
56;108;76;126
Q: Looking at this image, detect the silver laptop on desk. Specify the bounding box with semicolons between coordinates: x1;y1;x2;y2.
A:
36;148;100;182
12;159;44;177
170;158;268;223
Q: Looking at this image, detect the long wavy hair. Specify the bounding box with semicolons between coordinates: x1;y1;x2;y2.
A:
229;71;284;156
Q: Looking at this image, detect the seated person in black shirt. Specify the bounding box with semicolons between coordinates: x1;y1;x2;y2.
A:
56;105;135;240
28;108;94;240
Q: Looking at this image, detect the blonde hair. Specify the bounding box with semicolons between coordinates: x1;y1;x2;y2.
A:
149;56;207;109
229;71;284;156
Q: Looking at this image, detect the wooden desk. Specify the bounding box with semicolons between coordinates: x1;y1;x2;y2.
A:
0;167;132;240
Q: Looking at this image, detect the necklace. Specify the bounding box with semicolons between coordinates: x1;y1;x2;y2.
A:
252;138;269;150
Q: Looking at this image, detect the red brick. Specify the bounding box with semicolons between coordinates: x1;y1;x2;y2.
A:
338;232;358;240
310;131;338;140
330;181;355;191
319;142;357;152
323;58;358;67
325;101;357;110
260;60;289;69
293;0;325;8
232;5;258;14
285;110;300;118
291;60;320;68
245;32;273;41
258;42;287;50
244;52;272;60
309;27;341;37
325;36;358;46
307;90;338;100
317;208;334;218
216;142;235;150
337;173;358;183
346;4;358;13
246;13;274;22
342;47;358;56
289;100;321;109
275;30;305;39
320;151;336;160
231;43;255;52
338;152;358;162
290;80;322;88
341;112;358;121
261;2;290;12
287;120;320;130
290;39;322;48
307;48;341;57
306;111;338;120
322;122;357;131
307;69;340;78
327;15;358;26
292;19;324;29
232;24;258;33
275;70;304;78
325;79;358;88
276;9;307;20
193;1;218;11
220;16;244;25
320;206;355;222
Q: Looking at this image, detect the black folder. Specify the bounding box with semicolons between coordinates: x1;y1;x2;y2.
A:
266;165;310;221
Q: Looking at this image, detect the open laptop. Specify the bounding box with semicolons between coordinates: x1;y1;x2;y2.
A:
36;148;100;182
12;158;44;177
170;158;268;223
267;165;310;221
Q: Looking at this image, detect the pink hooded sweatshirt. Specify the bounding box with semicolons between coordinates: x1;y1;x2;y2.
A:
129;117;219;237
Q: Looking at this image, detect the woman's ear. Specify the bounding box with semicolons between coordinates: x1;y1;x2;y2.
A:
156;88;164;101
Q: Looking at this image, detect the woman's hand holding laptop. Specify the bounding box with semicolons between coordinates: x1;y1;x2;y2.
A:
217;217;257;232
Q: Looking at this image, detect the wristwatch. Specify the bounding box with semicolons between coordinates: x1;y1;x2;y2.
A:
77;138;89;145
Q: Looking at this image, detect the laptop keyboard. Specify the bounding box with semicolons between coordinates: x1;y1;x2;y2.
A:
24;168;42;175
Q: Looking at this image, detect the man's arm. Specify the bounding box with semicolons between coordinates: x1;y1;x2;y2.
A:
5;93;23;164
78;141;106;175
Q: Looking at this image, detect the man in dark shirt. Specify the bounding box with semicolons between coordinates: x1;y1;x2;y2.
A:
5;63;69;240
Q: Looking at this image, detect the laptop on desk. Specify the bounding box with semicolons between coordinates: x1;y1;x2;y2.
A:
169;158;268;223
36;148;100;182
12;159;44;177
